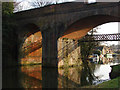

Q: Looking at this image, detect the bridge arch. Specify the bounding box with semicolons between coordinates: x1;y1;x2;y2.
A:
14;2;120;67
18;23;43;65
61;15;120;40
21;23;40;40
57;14;120;67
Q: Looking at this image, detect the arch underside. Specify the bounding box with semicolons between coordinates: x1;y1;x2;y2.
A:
22;23;40;38
19;23;42;57
61;15;120;40
20;24;43;65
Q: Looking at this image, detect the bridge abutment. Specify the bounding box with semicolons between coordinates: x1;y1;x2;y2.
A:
58;38;82;68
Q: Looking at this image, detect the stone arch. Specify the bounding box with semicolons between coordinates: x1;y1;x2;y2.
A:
18;23;42;65
57;14;120;67
22;23;40;40
61;15;120;40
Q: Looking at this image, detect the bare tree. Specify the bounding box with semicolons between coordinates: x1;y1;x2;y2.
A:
13;0;72;12
13;2;23;12
28;0;54;8
28;0;68;8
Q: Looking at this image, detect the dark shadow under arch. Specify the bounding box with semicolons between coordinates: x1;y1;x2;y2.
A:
22;23;40;38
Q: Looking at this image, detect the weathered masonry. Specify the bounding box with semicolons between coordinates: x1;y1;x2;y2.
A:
15;2;120;67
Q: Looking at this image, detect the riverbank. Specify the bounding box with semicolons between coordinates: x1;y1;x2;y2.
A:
82;76;120;88
82;64;120;88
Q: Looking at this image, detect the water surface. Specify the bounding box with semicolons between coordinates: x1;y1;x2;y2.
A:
2;56;120;88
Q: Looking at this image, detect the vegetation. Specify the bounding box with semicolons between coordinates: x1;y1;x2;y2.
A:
2;3;13;15
93;50;101;55
28;0;67;8
77;28;100;64
78;34;99;64
29;0;54;8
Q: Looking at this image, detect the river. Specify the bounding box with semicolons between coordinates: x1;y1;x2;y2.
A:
2;56;120;88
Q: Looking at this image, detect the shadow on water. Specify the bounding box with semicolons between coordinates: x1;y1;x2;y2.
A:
42;67;58;88
2;66;23;88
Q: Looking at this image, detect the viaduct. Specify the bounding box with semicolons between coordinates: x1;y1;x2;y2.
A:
15;2;120;67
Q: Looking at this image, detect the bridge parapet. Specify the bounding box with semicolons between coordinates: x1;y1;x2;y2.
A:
14;2;120;20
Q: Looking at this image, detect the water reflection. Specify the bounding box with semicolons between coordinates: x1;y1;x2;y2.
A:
20;65;58;88
2;67;22;88
91;55;119;64
2;56;120;88
80;64;95;86
20;65;42;88
93;64;112;85
20;63;96;88
42;67;58;88
58;66;83;88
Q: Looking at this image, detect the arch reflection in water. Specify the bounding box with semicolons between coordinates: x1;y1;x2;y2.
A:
20;64;96;88
58;64;95;88
19;56;120;88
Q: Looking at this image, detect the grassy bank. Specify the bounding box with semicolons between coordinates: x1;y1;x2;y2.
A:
82;76;120;88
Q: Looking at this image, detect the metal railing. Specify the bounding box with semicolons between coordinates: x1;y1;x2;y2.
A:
82;33;120;42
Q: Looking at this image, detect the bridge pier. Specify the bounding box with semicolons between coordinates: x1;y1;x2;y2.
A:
42;31;58;68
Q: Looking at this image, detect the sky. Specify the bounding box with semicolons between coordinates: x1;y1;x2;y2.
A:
15;0;119;46
94;22;119;34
